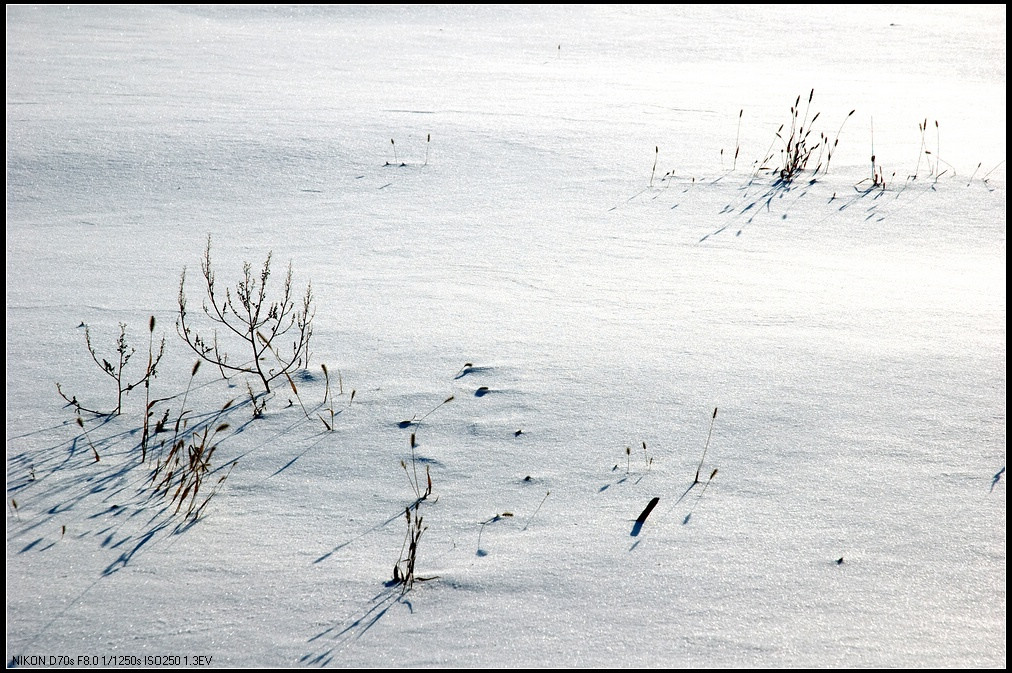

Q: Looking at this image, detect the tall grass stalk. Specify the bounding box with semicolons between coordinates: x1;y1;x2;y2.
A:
523;491;550;531
694;407;717;483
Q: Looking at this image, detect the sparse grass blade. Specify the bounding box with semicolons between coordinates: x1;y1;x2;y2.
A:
284;371;310;419
523;491;550;531
77;417;100;462
733;108;742;171
694;407;717;483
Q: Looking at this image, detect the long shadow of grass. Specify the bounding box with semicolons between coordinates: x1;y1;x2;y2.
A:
7;386;256;567
698;165;915;242
313;495;429;564
301;588;412;667
8;371;344;658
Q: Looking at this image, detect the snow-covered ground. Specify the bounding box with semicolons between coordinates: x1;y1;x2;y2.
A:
7;5;1005;667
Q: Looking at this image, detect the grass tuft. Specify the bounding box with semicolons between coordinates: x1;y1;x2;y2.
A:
754;90;853;185
152;421;236;521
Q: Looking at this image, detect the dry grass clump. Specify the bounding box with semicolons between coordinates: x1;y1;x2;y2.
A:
756;90;854;184
392;506;428;593
151;415;237;520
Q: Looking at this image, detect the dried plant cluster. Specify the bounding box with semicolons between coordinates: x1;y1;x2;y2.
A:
177;235;314;394
151;417;237;521
392;506;427;594
756;89;855;184
58;318;165;417
391;431;435;593
55;238;318;522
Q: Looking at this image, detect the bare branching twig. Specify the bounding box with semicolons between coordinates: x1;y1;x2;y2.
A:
177;235;314;393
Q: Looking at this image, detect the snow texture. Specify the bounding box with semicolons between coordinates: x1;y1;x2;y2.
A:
6;5;1005;668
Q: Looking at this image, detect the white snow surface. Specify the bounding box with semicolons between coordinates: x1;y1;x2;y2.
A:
6;4;1005;668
